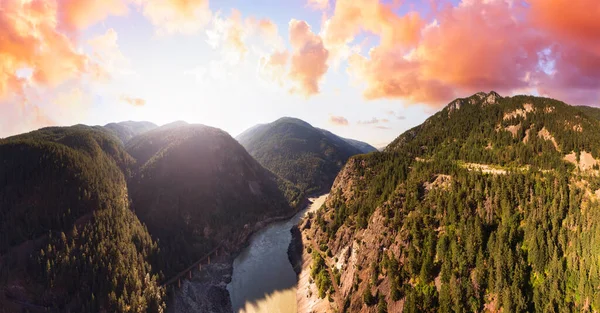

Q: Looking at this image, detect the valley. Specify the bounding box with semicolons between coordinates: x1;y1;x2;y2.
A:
0;118;368;312
295;92;600;313
3;93;600;313
2;0;598;311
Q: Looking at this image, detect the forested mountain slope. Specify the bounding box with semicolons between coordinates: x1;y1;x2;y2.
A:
126;122;301;277
104;121;158;144
236;117;369;194
317;128;377;154
301;92;600;313
577;105;600;122
0;126;164;312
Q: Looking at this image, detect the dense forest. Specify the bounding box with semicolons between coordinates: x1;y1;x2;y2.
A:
0;121;303;311
104;121;158;144
236;117;373;195
304;92;600;312
0;126;164;312
126;122;301;277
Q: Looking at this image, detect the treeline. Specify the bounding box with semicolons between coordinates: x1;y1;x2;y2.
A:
388;94;600;167
238;117;364;195
126;124;297;277
0;126;165;312
310;93;600;312
317;154;600;312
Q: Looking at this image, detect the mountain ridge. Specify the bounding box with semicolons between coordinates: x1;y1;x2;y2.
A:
299;92;600;313
236;117;372;194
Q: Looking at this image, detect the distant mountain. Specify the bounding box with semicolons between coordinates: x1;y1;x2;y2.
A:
300;92;600;312
0;125;164;312
577;105;600;121
104;120;157;144
236;117;369;194
317;128;377;154
126;122;301;276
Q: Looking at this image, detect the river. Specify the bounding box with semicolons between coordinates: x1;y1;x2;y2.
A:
227;194;328;313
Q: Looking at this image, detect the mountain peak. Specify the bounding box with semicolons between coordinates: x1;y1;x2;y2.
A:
483;91;502;105
236;117;370;194
448;91;503;114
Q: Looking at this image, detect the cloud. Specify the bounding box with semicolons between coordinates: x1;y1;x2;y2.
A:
0;0;90;96
0;97;55;138
386;110;406;120
0;0;89;137
308;0;329;10
120;94;146;106
288;19;329;97
87;28;132;81
259;50;289;85
375;126;391;130
206;10;255;63
329;115;349;126
140;0;212;35
357;117;389;125
321;0;424;63
60;0;129;30
52;86;93;121
334;0;600;106
0;0;137;137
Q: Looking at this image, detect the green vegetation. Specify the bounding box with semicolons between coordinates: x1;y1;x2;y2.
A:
311;250;332;299
309;92;600;312
104;121;157;144
0;126;164;312
388;92;600;168
127;123;299;277
236;117;370;195
1;121;301;311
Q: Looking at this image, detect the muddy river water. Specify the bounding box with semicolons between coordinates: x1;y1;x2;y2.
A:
227;194;328;313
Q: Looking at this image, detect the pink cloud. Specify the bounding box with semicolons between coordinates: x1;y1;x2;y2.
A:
288;19;329;97
337;0;600;106
329;115;349;126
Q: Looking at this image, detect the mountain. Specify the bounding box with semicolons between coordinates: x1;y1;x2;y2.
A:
126;122;301;276
236;117;369;194
298;92;600;312
0;126;164;312
317;128;377;154
576;105;600;121
104;120;158;144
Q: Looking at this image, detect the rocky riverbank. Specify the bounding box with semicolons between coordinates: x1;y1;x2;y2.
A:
287;225;303;277
167;262;234;313
166;197;310;313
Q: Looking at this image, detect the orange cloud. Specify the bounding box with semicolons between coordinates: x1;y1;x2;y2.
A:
322;0;425;62
529;0;600;55
59;0;129;30
207;10;284;65
260;50;289;85
288;19;329;97
0;0;133;137
0;0;89;99
528;0;600;104
0;97;55;138
348;0;536;105
329;115;348;126
338;0;600;106
120;95;146;106
141;0;211;35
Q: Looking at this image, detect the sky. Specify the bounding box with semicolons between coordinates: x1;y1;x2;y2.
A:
0;0;599;147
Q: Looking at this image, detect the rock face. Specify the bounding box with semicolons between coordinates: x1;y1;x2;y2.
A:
302;92;600;312
287;225;303;277
167;263;233;313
